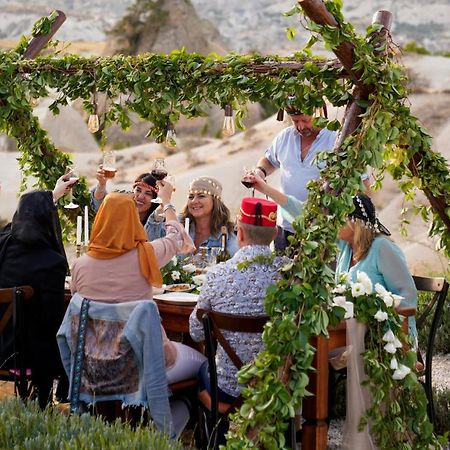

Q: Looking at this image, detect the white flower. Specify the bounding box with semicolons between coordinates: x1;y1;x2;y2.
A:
332;296;347;307
171;271;181;281
382;329;395;342
343;301;354;319
384;342;397;354
351;282;366;297
392;364;411;380
374;310;388;322
356;271;373;294
192;274;206;285
375;283;389;297
182;264;196;274
382;294;394;308
171;256;178;265
332;284;347;294
392;336;403;349
392;294;404;308
390;357;398;370
339;272;350;284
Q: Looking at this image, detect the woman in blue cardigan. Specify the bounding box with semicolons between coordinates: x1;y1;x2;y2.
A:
245;171;417;336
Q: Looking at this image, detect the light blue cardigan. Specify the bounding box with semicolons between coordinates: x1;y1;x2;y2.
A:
57;295;174;437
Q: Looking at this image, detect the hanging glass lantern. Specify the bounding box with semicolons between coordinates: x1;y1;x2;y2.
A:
222;104;236;137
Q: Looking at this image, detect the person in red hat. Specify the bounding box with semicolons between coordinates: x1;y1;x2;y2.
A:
189;196;288;443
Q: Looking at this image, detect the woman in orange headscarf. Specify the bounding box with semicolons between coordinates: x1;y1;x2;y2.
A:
71;190;206;383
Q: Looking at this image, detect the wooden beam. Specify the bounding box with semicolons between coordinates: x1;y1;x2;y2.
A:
22;10;66;60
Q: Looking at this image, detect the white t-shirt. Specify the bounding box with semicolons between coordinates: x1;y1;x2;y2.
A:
265;126;338;231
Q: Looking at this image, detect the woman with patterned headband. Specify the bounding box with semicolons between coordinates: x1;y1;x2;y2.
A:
147;176;238;257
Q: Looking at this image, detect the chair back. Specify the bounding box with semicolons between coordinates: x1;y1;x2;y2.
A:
0;286;34;398
196;308;269;447
413;275;449;425
57;294;174;435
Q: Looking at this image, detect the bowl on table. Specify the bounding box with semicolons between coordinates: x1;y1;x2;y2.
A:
152;285;165;295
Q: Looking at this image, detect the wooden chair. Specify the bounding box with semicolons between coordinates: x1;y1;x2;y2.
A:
0;286;34;399
59;296;196;436
196;308;296;449
413;275;449;425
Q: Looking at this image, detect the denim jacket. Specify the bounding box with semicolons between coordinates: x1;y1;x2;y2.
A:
57;294;174;437
146;212;239;258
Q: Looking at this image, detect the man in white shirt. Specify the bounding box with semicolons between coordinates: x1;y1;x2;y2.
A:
251;98;368;250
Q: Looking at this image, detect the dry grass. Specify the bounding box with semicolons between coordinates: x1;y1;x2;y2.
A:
0;381;15;400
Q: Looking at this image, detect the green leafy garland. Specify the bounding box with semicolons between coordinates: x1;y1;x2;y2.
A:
0;2;449;447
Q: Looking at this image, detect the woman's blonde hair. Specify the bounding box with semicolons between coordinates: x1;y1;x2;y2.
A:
351;220;378;262
181;196;234;236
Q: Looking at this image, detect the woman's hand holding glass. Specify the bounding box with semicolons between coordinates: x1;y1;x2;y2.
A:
243;170;268;195
63;166;80;209
52;174;77;203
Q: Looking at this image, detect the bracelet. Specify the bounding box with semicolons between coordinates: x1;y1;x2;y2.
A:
163;203;176;213
256;166;267;177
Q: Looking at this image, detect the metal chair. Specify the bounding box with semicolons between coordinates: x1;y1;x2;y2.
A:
413;275;449;425
197;308;296;449
0;286;34;399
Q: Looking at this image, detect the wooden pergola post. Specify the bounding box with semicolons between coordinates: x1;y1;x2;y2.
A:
298;0;450;232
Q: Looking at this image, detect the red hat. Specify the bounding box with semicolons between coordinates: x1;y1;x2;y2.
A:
238;197;277;227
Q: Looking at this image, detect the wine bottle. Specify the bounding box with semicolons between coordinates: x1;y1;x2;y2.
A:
216;226;231;263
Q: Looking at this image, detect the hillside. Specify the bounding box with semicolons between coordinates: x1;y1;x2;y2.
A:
0;0;449;55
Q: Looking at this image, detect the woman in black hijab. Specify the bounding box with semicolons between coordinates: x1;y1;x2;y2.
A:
0;177;72;407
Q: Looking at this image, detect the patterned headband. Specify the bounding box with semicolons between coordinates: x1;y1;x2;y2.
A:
132;181;158;193
349;195;391;236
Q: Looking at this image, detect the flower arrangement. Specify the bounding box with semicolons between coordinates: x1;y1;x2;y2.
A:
328;271;442;448
160;256;206;290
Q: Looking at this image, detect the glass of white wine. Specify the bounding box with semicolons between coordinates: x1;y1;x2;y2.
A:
64;166;80;209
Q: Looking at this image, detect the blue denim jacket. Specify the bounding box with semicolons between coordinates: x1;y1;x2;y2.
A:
57;294;174;437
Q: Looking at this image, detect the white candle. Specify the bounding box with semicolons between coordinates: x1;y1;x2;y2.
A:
84;205;89;245
184;217;190;234
76;216;82;245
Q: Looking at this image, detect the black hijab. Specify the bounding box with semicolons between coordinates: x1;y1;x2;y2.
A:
0;190;68;272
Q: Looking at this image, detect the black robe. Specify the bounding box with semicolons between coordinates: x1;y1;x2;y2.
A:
0;190;68;406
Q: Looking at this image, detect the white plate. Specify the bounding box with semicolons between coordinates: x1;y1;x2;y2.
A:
153;292;199;305
164;283;194;292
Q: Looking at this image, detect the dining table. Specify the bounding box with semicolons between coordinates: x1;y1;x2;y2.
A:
155;294;347;450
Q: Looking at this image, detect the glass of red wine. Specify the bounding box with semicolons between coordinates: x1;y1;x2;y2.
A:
241;168;255;196
151;158;168;204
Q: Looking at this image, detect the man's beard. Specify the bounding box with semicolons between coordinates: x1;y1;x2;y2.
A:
298;128;314;137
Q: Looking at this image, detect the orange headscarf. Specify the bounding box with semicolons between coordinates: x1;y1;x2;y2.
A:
87;192;163;287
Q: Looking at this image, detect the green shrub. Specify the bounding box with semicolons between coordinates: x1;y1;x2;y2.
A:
0;398;182;450
434;387;450;438
417;291;450;354
403;41;431;55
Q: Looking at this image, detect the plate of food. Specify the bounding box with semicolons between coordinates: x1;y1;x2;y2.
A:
164;283;195;292
153;292;199;305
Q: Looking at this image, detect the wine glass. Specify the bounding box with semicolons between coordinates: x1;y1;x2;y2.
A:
64;166;80;209
241;167;255;197
151;158;168;204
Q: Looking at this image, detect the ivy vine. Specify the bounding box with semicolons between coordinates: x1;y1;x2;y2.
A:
0;1;449;448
